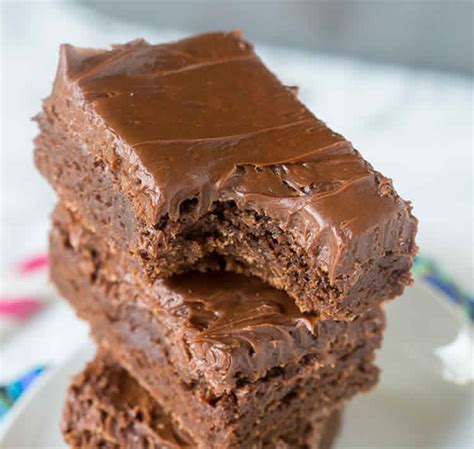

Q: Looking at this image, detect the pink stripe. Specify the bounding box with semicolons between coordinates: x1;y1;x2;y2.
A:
0;298;43;320
17;255;49;274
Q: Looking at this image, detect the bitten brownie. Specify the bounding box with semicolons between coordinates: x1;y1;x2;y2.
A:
35;31;417;318
62;354;341;449
51;204;385;397
50;205;383;449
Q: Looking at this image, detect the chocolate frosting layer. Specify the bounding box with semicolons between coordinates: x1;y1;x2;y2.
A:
50;31;417;281
163;272;322;381
149;273;382;391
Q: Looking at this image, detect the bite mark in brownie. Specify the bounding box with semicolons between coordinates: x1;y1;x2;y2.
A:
35;31;418;318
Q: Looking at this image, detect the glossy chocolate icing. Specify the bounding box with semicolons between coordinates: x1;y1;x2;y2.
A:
150;272;382;391
164;272;324;382
50;31;417;282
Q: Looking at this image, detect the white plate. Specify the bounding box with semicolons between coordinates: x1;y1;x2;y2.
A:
1;283;473;449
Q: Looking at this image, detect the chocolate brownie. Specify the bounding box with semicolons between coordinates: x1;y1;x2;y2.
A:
62;354;341;449
35;31;417;318
50;207;383;448
51;204;385;397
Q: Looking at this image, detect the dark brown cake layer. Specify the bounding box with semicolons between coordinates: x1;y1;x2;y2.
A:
62;354;193;449
35;31;417;317
51;204;385;398
62;354;341;449
50;215;382;448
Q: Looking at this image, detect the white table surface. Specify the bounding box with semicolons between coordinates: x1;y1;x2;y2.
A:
1;1;473;384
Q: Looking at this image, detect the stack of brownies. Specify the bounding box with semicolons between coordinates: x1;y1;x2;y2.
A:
34;31;417;448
